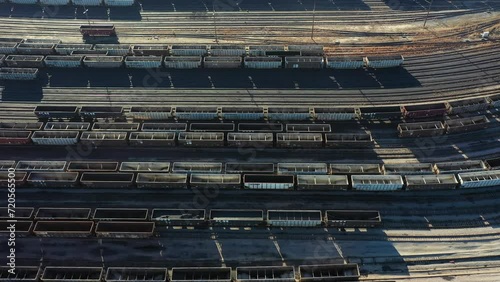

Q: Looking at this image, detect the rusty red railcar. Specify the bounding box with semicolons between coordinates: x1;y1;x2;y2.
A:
79;24;116;37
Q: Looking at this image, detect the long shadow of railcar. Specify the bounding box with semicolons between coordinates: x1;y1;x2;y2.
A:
0;4;141;20
140;0;206;12
370;67;422;89
329;0;371;11
383;0;498;11
0;80;43;101
40;67;421;89
238;0;371;11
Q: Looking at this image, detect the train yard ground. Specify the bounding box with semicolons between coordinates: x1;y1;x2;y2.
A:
0;0;500;281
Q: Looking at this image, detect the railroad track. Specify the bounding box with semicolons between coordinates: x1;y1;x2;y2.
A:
1;43;495;107
0;8;492;40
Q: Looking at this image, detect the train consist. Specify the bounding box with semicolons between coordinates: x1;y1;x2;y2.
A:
0;0;135;6
1;159;499;191
0;38;405;80
28;94;500;121
0;264;361;282
0;94;496;148
0;207;381;232
0;115;495;148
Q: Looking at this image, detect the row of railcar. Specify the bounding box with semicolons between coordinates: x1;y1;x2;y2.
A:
2;159;492;175
1;0;134;6
28;97;499;123
1;128;374;148
0;54;404;71
0;264;361;282
1;207;382;228
1;161;498;191
0;40;325;57
398;115;491;137
1;120;494;147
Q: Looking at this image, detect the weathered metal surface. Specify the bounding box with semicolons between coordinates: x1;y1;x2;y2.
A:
299;264;360;281
210;209;264;227
44;55;83;68
190;173;241;189
210;45;246;56
174;106;219;120
136;173;187;189
190;123;235;132
365;55;404;68
152;209;205;225
314;107;357;120
125;56;163;68
204;56;242;68
33;221;94;237
325;133;374;147
35;106;79;118
171;268;231;282
330;163;383;175
5;55;44;68
446;97;490;114
284;56;324;69
351;175;404;191
131;107;172;120
94;44;131;55
434;160;487;174
83;56;124;68
27;172;79;187
384;163;434;175
267;107;311;121
0;67;38;80
80;172;134;188
243;174;294;190
129;132;176;146
244;57;282;69
285;124;331;133
225;163;274;174
458;170;500;188
44;122;90;131
31;131;79;145
0;130;31;145
42;267;103;282
227;132;273;148
16;43;55;55
132;45;169;56
120;162;170;172
277;163;328;175
445;115;490;134
67;161;119;172
163;56;202;69
141;123;186;132
326;57;364;69
276;133;323;148
405;174;458;190
55;43;93;55
178;132;224;147
325;210;381;227
402;103;447;119
95;222;155;238
172;162;222;173
221;107;264;120
360;106;402;120
267;210;322;227
398;121;445;137
296;175;349;190
106;268;168;282
16;160;66;171
236;266;295;282
170;45;207;56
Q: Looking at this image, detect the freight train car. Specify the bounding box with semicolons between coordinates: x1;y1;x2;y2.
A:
80;24;116;37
